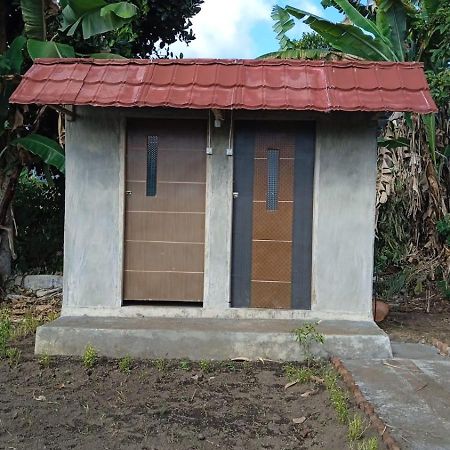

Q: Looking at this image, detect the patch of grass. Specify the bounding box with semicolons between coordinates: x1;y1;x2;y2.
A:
199;359;213;373
0;309;12;358
323;369;349;424
357;436;378;450
118;355;133;374
13;314;41;339
6;347;21;367
154;358;168;372
179;360;191;371
45;311;60;322
38;352;52;368
348;414;365;441
284;364;314;383
83;344;97;369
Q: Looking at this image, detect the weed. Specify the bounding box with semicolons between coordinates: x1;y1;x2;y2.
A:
45;311;60;322
199;359;213;373
14;314;40;339
38;352;52;368
348;414;365;441
6;347;21;367
323;369;349;423
154;358;168;372
0;309;12;357
118;355;133;373
83;344;97;368
284;364;314;383
223;361;237;372
179;360;191;371
357;436;378;450
292;323;324;364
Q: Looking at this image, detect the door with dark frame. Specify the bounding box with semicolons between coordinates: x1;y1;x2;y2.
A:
231;122;315;309
123;119;206;302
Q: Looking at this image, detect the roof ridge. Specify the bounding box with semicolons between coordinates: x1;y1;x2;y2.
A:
33;58;425;69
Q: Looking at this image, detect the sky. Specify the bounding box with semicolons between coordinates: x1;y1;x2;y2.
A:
169;0;343;59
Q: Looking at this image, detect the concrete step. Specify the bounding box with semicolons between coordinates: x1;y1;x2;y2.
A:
35;316;392;361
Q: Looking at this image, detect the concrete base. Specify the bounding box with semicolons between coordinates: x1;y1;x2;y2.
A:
35;317;392;361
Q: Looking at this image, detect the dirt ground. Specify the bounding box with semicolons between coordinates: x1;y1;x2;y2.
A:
380;297;450;344
0;336;385;450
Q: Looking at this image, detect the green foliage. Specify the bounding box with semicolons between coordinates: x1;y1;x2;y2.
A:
11;134;65;172
436;215;450;246
427;70;450;108
348;414;365;441
83;344;97;368
6;347;21;367
38;352;52;368
27;39;76;59
0;309;12;358
292;323;325;363
13;313;40;339
20;0;51;40
14;172;64;273
284;364;314;383
154;358;168;372
357;437;379;450
323;369;349;423
60;0;138;40
199;359;213;373
179;359;191;371
118;355;133;373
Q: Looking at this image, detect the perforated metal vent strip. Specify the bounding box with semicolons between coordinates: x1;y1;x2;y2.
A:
266;148;279;210
146;135;158;196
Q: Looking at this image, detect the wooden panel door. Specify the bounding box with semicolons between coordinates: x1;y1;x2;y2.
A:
231;122;315;309
124;119;206;302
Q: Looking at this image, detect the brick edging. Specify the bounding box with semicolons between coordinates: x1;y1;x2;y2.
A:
331;357;402;450
432;338;450;356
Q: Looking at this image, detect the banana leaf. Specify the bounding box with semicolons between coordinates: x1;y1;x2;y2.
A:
20;0;47;40
27;39;75;59
305;17;397;61
375;0;407;61
11;134;65;173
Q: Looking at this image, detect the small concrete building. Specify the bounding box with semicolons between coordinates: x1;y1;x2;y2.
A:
11;58;436;360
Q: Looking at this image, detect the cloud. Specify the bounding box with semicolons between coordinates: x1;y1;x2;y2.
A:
168;0;330;58
169;0;273;58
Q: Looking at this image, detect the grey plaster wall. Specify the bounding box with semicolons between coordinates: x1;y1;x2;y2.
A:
312;115;377;319
62;108;377;321
203;118;233;308
63;107;123;310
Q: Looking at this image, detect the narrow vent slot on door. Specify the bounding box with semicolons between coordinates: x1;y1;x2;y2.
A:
146;135;158;196
266;148;279;211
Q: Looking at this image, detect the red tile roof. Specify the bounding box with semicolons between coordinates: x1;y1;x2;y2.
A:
10;58;437;113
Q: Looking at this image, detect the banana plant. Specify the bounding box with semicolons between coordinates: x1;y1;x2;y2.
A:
270;0;440;162
21;0;137;59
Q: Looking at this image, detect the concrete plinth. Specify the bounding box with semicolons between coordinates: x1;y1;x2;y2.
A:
35;317;392;361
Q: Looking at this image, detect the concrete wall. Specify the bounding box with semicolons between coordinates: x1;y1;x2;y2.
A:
62;108;377;321
63;107;123;310
312;115;377;319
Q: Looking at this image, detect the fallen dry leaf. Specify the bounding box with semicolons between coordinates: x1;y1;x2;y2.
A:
293;416;307;424
34;395;46;401
231;357;251;362
284;380;299;390
300;388;319;398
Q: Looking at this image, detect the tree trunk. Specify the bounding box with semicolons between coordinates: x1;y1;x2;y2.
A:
0;0;6;54
0;162;22;284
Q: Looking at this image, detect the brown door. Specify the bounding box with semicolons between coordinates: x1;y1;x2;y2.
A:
123;119;206;302
231;122;315;309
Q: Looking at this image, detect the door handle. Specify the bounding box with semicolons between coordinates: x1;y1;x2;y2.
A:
233;192;239;199
125;191;132;196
